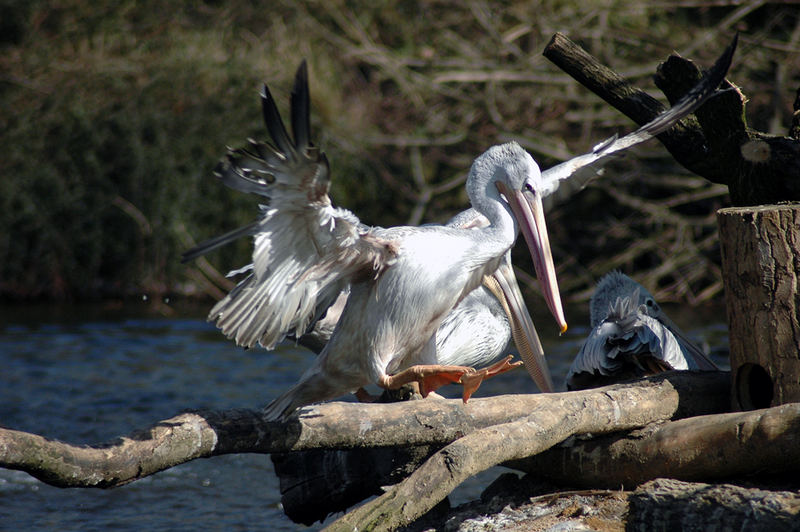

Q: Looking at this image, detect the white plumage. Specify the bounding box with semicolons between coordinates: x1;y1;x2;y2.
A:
183;42;734;418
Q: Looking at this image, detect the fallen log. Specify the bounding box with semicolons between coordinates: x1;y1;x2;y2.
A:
411;476;800;532
322;371;729;531
509;402;800;488
0;372;727;491
415;477;800;531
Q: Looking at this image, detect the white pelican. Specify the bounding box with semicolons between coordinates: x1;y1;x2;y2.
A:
566;271;719;391
185;40;734;419
295;207;555;397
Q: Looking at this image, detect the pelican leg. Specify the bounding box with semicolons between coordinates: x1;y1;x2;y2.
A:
379;365;474;398
460;355;523;401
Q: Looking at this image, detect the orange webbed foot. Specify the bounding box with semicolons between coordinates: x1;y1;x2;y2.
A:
459;355;523;402
380;365;473;398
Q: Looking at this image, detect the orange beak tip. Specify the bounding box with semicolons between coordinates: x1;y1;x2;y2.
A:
559;323;568;335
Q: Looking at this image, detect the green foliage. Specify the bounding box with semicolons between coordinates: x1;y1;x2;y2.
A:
2;1;798;302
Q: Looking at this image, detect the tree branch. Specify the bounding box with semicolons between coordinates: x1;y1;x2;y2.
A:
0;372;728;491
543;32;800;206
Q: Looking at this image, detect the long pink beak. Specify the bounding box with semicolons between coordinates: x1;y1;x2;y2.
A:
484;258;555;392
497;182;568;335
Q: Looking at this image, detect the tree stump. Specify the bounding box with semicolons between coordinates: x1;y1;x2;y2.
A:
718;204;800;410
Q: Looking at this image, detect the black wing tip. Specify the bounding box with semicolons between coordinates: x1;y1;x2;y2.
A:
291;60;311;151
295;59;308;85
709;32;738;83
260;78;294;156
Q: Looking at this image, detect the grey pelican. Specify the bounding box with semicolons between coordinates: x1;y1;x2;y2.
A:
184;40;734;419
566;271;719;391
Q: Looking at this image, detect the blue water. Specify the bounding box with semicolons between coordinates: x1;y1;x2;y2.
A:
0;301;729;531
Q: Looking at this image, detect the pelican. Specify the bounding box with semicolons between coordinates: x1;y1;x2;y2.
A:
184;40;734;419
566;271;719;391
295;207;555;396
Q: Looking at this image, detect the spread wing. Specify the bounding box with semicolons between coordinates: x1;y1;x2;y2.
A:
541;33;737;206
183;61;397;349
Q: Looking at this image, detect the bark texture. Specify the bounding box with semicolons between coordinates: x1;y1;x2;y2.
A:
322;371;730;532
718;205;800;410
627;478;800;531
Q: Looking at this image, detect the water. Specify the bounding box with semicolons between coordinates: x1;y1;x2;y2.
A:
0;301;729;531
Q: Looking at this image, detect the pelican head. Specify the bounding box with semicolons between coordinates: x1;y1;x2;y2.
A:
590;271;665;328
467;142;567;334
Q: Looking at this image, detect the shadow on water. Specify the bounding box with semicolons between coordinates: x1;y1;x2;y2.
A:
0;300;729;531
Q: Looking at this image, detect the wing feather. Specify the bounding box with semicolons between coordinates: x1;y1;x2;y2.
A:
188;62;398;349
567;296;688;389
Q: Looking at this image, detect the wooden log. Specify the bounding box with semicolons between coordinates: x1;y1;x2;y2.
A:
275;372;729;524
718;205;800;410
627;478;800;531
322;372;730;532
271;445;439;526
0;372;729;490
509;403;800;488
413;478;800;531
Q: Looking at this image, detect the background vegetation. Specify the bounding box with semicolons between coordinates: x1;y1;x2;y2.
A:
2;1;799;307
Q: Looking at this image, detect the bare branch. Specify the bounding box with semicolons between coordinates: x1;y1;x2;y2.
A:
0;372;728;491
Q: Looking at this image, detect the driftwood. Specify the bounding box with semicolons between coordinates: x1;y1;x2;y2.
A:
277;386;800;526
510;402;800;488
321;372;729;531
718;204;800;410
543;32;800;206
0;372;726;490
408;477;800;532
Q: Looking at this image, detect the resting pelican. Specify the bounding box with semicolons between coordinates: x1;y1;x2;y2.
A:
184;39;734;419
566;271;719;391
296;207;555;396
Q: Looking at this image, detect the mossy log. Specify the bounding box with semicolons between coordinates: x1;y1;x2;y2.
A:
627;478;800;531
